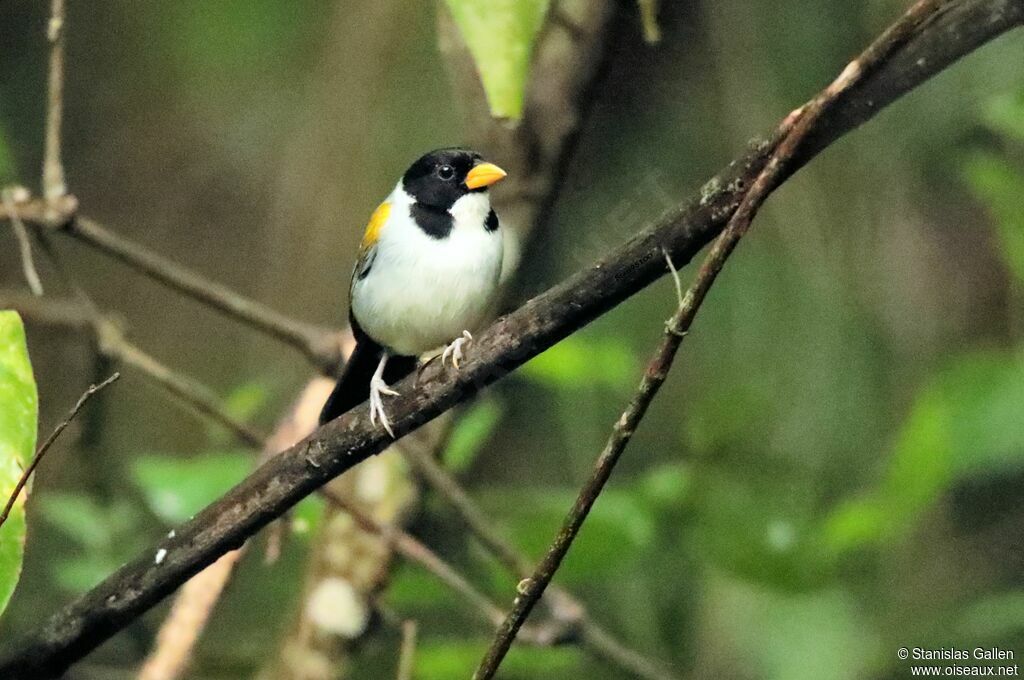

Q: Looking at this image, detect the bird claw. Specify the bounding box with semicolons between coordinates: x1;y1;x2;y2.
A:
441;330;473;369
369;375;398;438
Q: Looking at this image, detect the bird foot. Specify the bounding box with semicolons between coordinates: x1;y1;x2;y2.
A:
441;330;473;369
369;374;400;437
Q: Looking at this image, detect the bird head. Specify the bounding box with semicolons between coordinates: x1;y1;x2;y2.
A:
401;148;507;211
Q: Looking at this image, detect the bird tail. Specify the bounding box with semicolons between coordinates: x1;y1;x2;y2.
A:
319;339;417;425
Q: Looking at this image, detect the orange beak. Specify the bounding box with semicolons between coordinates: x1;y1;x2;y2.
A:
465;162;508;190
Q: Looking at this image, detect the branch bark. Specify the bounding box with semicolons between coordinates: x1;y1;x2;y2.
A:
1;1;1021;675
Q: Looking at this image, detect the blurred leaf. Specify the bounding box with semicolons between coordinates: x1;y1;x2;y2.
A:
206;382;268;444
444;0;550;119
133;451;252;524
963;152;1024;284
521;335;638;393
0;312;37;616
480;486;654;583
638;463;692;510
37;494;120;550
695;470;830;591
386;564;451;610
415;638;579;680
953;591;1024;642
36;493;144;592
444;399;502;473
709;575;878;680
824;350;1024;552
981;90;1024;142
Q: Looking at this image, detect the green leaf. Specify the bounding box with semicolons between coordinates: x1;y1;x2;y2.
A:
0;311;38;616
953;591;1024;642
132;452;252;524
444;399;502;473
37;493;146;592
981;91;1024;142
963;152;1024;284
444;0;550;119
708;575;879;680
521;335;638;393
415;639;579;680
823;350;1024;552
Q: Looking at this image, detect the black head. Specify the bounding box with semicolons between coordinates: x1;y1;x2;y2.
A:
401;148;506;210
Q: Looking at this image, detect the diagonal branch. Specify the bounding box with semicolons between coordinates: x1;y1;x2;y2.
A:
1;1;1021;676
471;4;946;674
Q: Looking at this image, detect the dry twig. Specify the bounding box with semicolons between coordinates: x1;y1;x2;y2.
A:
0;373;120;531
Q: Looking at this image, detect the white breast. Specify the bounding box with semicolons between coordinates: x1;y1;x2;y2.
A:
350;184;503;356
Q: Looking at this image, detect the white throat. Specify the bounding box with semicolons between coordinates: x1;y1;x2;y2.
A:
449;191;491;229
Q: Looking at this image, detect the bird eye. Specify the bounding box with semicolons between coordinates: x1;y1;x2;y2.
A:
437;165;455;181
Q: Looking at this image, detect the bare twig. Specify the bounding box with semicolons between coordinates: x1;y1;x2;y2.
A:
2;187;45;296
0;373;119;531
396;620;417;680
321;489;507;629
68;216;343;372
401;446;678;680
42;0;66;203
2;2;1020;675
471;4;939;677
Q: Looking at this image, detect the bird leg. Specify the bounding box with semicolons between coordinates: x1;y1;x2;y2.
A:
441;330;473;369
369;352;400;437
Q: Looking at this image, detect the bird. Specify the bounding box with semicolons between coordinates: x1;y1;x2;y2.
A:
319;148;508;436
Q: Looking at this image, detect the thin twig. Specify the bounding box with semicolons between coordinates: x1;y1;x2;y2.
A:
402;439;679;680
2;188;44;296
3;2;1020;673
471;4;935;677
321;489;507;628
69;216;342;372
396;620;417;680
0;373;119;531
2;204;343;371
42;0;66;203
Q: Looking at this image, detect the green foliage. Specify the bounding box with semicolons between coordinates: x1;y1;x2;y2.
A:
132;451;253;524
824;350;1024;552
520;335;638;393
444;399;502;473
980;91;1024;142
709;576;878;680
36;493;144;591
0;312;37;615
443;0;550;119
414;639;579;680
953;590;1024;642
963;152;1024;284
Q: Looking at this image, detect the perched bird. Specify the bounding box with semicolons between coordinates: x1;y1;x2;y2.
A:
319;148;508;435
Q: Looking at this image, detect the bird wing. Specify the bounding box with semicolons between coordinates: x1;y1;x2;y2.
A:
352;201;391;283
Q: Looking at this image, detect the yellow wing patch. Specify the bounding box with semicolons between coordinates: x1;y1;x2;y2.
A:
360;201;391;252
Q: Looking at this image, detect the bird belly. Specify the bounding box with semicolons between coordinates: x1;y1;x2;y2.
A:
350;225;502;357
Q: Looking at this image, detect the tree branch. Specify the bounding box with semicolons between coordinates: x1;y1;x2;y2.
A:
400;444;679;680
471;2;937;671
0;205;344;372
42;0;66;203
1;1;1020;675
